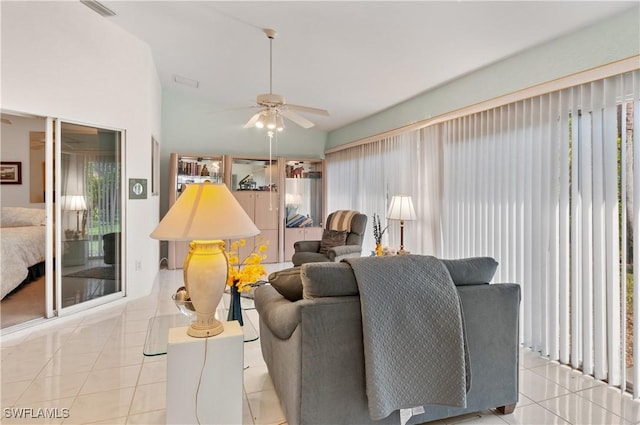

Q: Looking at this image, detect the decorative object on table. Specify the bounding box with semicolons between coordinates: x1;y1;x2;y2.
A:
372;213;388;256
387;195;416;254
238;174;256;190
382;247;397;256
150;182;259;338
226;239;268;325
61;194;87;239
172;286;196;320
200;164;210;176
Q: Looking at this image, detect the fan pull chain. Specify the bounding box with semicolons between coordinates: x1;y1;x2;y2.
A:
268;130;274;211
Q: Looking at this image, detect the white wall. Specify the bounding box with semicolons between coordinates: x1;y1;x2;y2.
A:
0;115;46;208
1;2;162;299
327;5;640;148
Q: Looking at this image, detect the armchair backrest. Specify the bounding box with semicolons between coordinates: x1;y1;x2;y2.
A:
326;212;368;247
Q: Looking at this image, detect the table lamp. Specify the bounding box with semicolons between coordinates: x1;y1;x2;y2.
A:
61;195;87;235
387;195;416;254
150;182;259;338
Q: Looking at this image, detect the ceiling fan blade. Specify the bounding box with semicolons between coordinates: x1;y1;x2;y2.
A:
243;111;263;128
286;104;329;116
280;110;315;129
210;104;262;115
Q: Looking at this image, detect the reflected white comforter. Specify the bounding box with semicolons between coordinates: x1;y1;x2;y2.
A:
1;226;46;299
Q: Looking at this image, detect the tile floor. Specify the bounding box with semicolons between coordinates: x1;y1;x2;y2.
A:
2;266;640;425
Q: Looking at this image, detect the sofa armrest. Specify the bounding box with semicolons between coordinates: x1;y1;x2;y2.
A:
328;244;362;261
455;283;520;410
294;240;321;253
254;285;313;340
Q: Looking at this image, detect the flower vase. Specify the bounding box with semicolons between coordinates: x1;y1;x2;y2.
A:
227;284;244;326
375;243;383;256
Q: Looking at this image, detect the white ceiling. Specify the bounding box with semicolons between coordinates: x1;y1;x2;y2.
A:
101;1;634;132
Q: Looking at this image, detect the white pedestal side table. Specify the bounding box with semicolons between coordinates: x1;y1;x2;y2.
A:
166;321;243;425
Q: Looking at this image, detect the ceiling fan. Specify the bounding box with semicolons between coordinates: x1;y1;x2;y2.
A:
243;29;329;131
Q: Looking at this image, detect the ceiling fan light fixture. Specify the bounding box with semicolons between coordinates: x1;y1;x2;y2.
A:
276;115;284;132
266;112;277;130
256;112;266;128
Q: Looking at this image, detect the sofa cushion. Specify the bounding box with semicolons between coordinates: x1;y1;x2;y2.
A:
440;257;498;285
292;251;332;267
269;267;303;301
302;262;359;299
319;229;348;254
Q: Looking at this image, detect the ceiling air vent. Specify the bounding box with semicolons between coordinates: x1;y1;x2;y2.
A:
173;75;200;89
80;0;116;17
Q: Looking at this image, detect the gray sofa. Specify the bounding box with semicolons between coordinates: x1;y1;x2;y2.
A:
254;260;520;425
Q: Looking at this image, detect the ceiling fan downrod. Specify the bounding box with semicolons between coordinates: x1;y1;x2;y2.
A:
264;28;276;95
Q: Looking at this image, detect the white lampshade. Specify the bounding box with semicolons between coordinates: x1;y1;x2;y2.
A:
387;195;416;221
61;195;87;211
150;182;259;338
150;182;259;241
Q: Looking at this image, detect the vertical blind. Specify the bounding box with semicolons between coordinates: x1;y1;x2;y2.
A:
441;70;640;394
326;130;442;256
327;69;640;395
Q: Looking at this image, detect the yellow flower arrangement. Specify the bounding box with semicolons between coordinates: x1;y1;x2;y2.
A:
226;238;268;292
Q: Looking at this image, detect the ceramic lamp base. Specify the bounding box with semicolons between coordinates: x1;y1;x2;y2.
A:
183;239;228;338
188;319;224;338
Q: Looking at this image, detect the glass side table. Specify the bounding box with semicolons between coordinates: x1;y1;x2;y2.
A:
143;295;258;357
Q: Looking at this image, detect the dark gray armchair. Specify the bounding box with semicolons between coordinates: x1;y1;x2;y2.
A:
291;212;367;266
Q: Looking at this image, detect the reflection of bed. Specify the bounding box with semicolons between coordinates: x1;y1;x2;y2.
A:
1;207;47;300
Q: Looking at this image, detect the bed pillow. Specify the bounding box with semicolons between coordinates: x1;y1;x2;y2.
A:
440;257;498;285
318;229;348;255
0;207;46;227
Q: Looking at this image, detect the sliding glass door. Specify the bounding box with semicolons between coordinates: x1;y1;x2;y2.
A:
54;120;124;314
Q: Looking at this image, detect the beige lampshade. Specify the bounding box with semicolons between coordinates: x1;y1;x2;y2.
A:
150;182;259;241
61;195;87;211
387;195;416;221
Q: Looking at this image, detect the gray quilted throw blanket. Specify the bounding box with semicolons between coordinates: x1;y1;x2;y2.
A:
345;255;469;421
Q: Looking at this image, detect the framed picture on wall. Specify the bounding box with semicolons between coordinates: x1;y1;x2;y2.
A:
151;136;160;196
0;161;22;184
